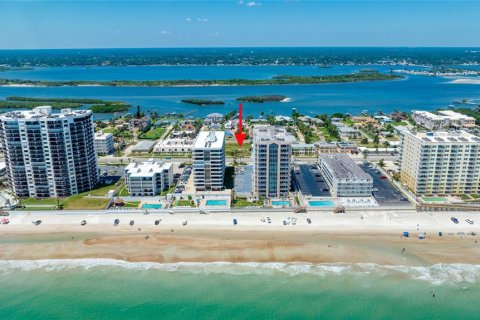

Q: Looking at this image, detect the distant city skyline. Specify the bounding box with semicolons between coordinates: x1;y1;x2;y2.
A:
1;1;480;49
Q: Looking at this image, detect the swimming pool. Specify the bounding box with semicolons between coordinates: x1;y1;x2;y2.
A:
142;203;163;209
205;199;228;206
271;200;290;206
309;200;335;207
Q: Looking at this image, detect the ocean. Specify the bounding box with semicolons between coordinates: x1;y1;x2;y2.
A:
1;259;479;319
1;64;480;120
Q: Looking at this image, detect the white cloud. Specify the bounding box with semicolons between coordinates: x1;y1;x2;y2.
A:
197;18;209;22
245;1;261;7
185;17;192;22
160;30;171;35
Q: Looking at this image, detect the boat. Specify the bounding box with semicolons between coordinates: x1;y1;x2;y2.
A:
402;231;410;237
1;218;9;224
129;220;135;226
154;219;161;225
81;220;87;226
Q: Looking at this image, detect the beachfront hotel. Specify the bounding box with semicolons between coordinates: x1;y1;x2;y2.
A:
400;130;480;195
192;131;226;191
94;131;115;156
412;110;476;130
124;160;173;196
319;153;373;197
252;125;293;198
0;106;99;198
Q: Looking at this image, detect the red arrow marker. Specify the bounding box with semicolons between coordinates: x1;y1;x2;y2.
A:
234;103;247;147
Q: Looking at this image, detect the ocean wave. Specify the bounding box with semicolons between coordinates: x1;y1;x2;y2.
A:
1;259;480;284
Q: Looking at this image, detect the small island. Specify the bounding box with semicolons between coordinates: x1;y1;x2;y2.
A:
181;99;225;106
236;95;287;103
0;71;402;87
0;96;130;113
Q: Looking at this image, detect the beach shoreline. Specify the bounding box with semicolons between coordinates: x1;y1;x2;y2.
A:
1;210;480;266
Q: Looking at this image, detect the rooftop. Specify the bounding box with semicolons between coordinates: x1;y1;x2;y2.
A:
94;131;113;140
0;106;92;120
408;130;480;143
131;140;156;152
253;125;296;144
193;131;225;149
320;153;372;181
125;160;172;178
438;110;475;120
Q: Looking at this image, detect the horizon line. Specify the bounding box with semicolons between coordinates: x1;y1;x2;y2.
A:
1;46;480;51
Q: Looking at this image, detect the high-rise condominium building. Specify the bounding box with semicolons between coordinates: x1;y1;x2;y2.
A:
192;131;225;191
252;125;293;198
0;106;99;198
400;130;480;195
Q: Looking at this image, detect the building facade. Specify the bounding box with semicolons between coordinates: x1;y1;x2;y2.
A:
94;131;115;156
400;130;480;195
412;110;476;130
124;160;173;196
252;125;293;198
319;153;373;197
0;106;99;198
192;131;225;191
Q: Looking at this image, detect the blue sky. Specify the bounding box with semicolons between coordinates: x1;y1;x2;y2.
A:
1;1;479;49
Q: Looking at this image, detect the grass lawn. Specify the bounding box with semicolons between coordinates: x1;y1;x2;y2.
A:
391;121;407;126
139;127;166;139
21;182;122;210
232;198;262;207
319;127;339;142
175;199;195;207
22;198;59;205
102;127;115;133
225;142;252;157
63;196;110;210
343;118;354;126
123;201;141;208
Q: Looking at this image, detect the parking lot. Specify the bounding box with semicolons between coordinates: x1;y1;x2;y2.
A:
293;164;331;197
359;164;411;206
174;165;192;193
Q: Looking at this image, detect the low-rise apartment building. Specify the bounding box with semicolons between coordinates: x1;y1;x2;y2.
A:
124;160;173;196
94;131;115;156
412;110;476;130
319;153;373;197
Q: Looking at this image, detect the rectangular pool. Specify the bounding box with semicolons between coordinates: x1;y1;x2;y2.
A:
206;199;228;206
271;200;290;206
309;200;335;207
142;203;163;209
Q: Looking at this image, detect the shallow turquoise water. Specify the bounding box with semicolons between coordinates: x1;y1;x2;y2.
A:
309;200;335;207
1;260;480;319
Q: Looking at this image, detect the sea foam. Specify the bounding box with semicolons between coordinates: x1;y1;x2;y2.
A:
1;259;480;285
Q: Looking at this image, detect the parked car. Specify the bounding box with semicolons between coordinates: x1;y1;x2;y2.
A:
380;176;387;179
451;217;459;224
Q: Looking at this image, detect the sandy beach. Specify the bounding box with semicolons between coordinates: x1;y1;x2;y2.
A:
1;210;480;266
448;78;480;85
